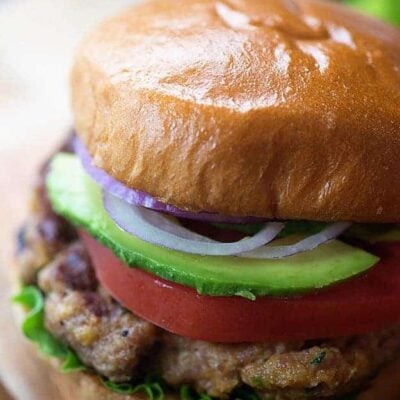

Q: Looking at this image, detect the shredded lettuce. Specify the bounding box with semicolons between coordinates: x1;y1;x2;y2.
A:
180;385;213;400
102;379;261;400
12;286;85;372
101;376;164;399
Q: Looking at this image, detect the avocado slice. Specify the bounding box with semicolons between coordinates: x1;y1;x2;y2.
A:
46;153;379;298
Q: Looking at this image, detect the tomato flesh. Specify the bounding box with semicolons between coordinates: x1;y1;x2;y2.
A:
81;231;400;343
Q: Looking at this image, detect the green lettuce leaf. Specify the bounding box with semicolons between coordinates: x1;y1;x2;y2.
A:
61;350;87;373
12;286;85;372
101;376;164;400
180;385;212;400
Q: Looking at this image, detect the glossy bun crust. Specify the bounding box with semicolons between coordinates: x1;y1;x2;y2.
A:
71;0;400;222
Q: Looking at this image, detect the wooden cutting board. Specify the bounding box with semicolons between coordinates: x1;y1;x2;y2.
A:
0;387;12;400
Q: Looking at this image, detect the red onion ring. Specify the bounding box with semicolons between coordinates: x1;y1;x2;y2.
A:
103;191;284;256
74;137;267;224
241;222;352;259
103;191;350;258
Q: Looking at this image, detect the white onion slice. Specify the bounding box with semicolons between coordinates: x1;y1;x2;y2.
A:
133;203;214;242
103;191;284;256
240;222;351;259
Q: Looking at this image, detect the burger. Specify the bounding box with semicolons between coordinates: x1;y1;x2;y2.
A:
13;0;400;399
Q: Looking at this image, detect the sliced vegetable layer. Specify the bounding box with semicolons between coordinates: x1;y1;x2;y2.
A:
83;232;400;342
46;153;378;298
103;190;285;256
77;137;353;258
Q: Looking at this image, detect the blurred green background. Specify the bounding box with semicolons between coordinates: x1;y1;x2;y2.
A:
345;0;400;26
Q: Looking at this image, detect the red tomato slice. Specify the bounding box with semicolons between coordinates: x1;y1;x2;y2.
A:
81;231;400;343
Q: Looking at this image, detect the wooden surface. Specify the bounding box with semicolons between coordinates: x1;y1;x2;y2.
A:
0;386;12;400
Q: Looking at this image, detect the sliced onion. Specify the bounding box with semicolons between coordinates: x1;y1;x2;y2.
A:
240;222;352;259
74;137;267;224
103;191;284;256
75;138;351;259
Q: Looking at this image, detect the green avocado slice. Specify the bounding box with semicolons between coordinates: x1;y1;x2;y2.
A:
46;153;379;298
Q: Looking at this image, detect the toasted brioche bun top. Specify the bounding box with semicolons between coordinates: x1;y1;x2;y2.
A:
71;0;400;222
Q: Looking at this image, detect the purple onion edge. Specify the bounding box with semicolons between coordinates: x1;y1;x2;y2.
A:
73;137;268;224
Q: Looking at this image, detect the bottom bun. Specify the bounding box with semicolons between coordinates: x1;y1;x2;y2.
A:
18;336;400;400
44;359;147;400
46;361;163;400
